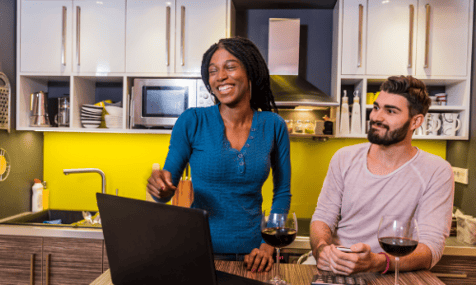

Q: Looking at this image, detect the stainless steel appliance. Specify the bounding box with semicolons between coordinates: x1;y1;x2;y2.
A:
131;78;214;128
54;96;70;127
30;91;51;127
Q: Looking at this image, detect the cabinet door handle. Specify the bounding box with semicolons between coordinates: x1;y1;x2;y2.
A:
166;6;171;66
424;4;431;68
61;6;67;66
408;5;414;68
46;254;50;285
357;4;363;68
181;6;185;66
76;6;81;66
30;254;35;285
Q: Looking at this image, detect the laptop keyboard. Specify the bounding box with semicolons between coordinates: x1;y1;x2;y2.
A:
312;272;367;285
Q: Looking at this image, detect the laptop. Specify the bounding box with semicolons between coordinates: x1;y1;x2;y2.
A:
96;193;268;285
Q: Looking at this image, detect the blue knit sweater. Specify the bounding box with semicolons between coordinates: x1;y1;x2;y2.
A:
159;104;291;254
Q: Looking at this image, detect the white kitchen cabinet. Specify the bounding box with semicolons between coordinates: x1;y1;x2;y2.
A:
72;0;125;74
366;0;418;76
366;0;471;78
174;0;230;74
341;0;367;75
126;0;175;73
415;0;471;77
20;0;73;74
126;0;232;74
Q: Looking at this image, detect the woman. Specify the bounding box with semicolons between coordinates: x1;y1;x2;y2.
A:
147;37;291;273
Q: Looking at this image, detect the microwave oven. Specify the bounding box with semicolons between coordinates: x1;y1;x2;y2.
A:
131;78;214;128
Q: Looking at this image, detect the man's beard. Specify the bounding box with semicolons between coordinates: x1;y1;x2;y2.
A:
367;119;411;146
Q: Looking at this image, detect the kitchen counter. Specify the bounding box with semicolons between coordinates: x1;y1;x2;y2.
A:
90;260;445;285
0;211;104;239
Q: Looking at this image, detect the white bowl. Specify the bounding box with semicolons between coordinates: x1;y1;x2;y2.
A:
105;115;122;128
105;106;123;116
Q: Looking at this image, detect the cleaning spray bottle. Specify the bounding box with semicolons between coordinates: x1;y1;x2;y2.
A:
32;179;44;213
351;90;362;134
339;90;350;135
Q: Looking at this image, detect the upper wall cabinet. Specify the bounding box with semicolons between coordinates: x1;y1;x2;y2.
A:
341;0;471;78
20;0;73;74
72;0;126;74
126;0;230;74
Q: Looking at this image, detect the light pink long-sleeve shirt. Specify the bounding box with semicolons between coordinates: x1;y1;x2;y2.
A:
312;142;454;268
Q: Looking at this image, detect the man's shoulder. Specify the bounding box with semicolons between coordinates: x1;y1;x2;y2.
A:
415;148;452;169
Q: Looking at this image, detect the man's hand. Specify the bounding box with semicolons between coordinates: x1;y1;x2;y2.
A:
244;243;275;272
147;170;177;199
325;243;384;275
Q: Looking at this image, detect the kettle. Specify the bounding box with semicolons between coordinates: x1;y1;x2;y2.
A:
30;91;51;127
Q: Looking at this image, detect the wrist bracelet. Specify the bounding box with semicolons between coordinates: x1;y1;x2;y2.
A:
379;252;390;274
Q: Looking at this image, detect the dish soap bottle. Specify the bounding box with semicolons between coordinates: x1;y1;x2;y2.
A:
351;90;361;134
32;179;43;213
339;90;350;135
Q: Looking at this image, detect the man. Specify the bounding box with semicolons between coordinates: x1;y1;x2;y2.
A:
310;75;454;275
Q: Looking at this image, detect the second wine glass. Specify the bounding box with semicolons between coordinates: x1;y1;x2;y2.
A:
378;215;419;285
261;211;297;285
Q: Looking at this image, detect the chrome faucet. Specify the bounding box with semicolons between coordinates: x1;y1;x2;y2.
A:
63;168;106;194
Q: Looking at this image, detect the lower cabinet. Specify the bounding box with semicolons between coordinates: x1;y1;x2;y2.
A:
0;235;106;285
431;255;476;285
0;235;42;284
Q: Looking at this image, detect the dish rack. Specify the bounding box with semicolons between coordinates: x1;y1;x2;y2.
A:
0;72;11;133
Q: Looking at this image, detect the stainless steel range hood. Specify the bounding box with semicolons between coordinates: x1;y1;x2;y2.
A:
268;18;339;107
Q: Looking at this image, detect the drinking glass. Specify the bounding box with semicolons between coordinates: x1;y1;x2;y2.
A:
261;211;297;285
378;215;419;285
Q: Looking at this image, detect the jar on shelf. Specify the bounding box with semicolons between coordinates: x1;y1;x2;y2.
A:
304;120;315;134
294;120;303;133
285;120;293;134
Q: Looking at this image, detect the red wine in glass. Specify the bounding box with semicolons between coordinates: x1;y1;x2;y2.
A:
378;216;419;285
378;237;418;257
261;212;297;285
261;227;297;248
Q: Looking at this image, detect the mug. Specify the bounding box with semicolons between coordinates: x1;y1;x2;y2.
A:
440;113;461;136
426;113;442;136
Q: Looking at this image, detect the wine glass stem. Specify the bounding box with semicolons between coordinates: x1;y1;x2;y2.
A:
275;247;281;281
395;257;400;285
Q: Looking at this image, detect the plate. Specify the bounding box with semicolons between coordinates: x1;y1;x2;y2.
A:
82;104;103;109
81;120;101;125
82;124;100;129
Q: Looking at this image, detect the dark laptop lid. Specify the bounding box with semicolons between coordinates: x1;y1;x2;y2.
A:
97;193;217;285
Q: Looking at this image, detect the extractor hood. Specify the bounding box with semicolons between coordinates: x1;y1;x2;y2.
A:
268;18;339;107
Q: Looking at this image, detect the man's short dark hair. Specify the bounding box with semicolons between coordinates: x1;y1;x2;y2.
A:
380;75;431;117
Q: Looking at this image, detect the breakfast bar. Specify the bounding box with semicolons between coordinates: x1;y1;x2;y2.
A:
90;260;445;285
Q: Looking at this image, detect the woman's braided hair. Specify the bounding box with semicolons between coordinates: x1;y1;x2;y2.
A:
201;36;278;113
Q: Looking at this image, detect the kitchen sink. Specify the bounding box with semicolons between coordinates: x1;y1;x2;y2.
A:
0;209;100;228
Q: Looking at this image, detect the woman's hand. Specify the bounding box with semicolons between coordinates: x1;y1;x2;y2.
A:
244;243;275;272
147;169;177;199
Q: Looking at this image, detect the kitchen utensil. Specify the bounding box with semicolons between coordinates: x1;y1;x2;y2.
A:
426;113;442;136
172;164;194;207
30;91;51;127
82;211;93;224
0;72;11;133
54;96;70;127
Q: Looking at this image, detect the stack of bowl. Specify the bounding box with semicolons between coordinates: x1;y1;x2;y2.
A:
80;104;103;128
104;105;123;129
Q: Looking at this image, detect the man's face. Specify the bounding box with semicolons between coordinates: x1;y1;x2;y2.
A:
367;91;414;146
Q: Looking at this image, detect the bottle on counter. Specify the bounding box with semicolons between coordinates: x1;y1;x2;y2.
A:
32;179;43;213
285;119;294;134
294;120;303;133
304;120;315;134
351;90;362;135
339;90;350;135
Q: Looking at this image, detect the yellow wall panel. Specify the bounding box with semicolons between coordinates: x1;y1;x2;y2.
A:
44;133;446;218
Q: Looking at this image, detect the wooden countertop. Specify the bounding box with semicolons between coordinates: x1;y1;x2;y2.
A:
90;260;445;285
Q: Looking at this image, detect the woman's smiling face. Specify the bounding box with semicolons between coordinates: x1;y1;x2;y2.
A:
208;47;250;107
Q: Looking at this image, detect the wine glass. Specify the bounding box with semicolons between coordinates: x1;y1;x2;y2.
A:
378;215;419;285
261;211;297;285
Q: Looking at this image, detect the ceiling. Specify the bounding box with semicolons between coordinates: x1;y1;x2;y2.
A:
232;0;338;10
